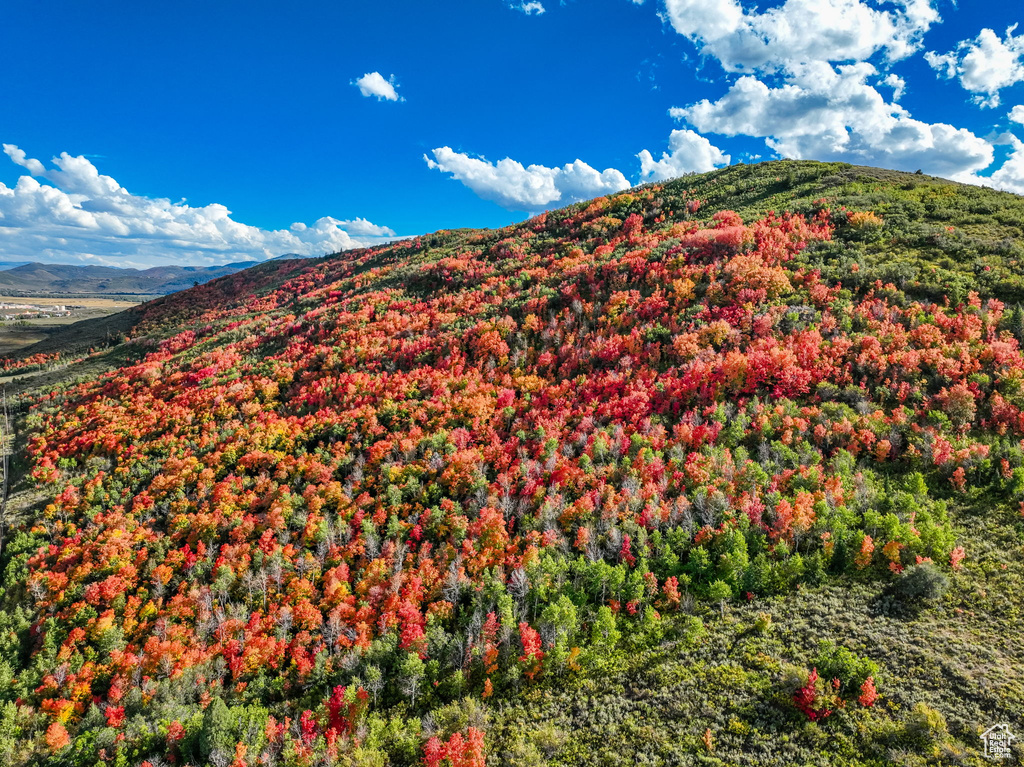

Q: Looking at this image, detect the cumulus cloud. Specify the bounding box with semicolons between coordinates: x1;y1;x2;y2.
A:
925;26;1024;107
352;72;402;101
985;137;1024;194
5;145;46;176
957;136;1024;195
424;147;629;212
638;129;731;180
662;0;938;73
0;145;401;268
1011;105;1024;124
671;63;993;179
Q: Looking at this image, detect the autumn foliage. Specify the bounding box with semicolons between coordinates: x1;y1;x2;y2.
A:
3;172;1019;764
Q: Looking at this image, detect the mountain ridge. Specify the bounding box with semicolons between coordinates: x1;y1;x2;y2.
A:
0;260;264;296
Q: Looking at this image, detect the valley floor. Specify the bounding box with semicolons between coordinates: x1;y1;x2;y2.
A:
0;295;140;356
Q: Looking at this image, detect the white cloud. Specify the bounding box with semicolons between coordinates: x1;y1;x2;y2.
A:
352;72;402;102
425;147;629;212
508;1;545;14
662;0;938;73
1011;105;1024;124
958;136;1024;195
0;145;401;268
638;129;731;180
312;217;395;237
883;73;906;101
5;145;46;176
925;26;1024;108
671;63;993;179
985;137;1024;194
924;51;957;79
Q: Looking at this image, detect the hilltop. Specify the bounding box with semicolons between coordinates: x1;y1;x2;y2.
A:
1;159;1024;766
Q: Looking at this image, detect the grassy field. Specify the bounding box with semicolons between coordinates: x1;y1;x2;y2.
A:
0;295;141;308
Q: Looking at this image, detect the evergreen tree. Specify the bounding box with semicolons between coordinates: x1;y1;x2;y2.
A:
199;697;234;762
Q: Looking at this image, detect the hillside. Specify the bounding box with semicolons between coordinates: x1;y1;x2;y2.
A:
1;159;1024;766
0;260;262;297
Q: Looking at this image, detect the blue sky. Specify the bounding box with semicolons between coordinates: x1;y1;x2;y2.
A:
0;0;1022;267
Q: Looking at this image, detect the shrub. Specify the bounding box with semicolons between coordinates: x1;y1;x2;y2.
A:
813;640;879;694
753;611;773;633
902;702;949;755
892;563;949;604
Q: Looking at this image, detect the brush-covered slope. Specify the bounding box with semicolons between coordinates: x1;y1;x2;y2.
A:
3;160;1024;766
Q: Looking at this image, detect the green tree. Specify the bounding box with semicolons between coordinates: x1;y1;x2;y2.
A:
540;595;578;651
0;701;20;764
708;580;732;616
198;697;234;762
399;651;426;707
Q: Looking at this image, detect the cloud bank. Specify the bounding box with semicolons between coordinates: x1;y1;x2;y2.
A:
0;145;400;268
652;0;1024;197
672;63;994;179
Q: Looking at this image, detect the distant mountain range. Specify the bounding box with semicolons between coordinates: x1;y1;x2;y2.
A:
0;259;303;295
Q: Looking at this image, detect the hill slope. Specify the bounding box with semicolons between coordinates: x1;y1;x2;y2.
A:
2;160;1024;766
